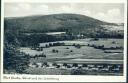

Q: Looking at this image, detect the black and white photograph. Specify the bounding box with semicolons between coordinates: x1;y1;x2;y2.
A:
0;0;127;82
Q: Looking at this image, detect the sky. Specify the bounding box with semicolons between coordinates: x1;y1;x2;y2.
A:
4;3;124;23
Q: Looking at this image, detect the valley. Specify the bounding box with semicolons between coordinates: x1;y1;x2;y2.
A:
4;14;124;75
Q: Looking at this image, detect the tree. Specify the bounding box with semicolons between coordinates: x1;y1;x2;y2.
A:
43;62;48;66
78;66;82;69
52;63;57;66
66;47;69;49
63;63;67;67
40;47;43;51
72;63;78;67
35;64;39;68
82;64;87;67
45;44;49;48
75;44;81;49
4;42;30;74
67;65;71;68
49;43;53;47
71;69;82;75
73;43;76;46
39;53;46;57
70;50;73;52
56;65;60;68
56;50;59;53
41;63;44;67
52;49;56;53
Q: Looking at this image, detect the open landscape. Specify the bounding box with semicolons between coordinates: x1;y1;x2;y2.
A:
4;3;124;75
18;38;123;75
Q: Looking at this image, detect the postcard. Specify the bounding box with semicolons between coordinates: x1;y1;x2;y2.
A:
0;0;127;82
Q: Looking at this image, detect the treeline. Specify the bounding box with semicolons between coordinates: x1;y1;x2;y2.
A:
4;14;124;43
5;31;123;48
4;31;30;74
16;33;77;47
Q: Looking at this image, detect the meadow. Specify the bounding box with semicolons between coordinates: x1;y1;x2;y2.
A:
19;38;124;75
20;38;124;61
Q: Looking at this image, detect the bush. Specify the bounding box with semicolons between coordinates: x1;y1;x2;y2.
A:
52;63;57;66
49;43;53;46
56;65;60;68
75;44;81;49
52;49;56;53
43;62;48;66
71;69;83;75
45;44;49;48
63;63;67;67
52;49;59;53
66;47;69;49
70;50;73;52
67;65;71;68
82;64;87;67
72;63;78;67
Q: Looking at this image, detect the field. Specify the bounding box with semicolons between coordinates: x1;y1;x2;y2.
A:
19;38;124;75
24;67;123;75
20;38;123;60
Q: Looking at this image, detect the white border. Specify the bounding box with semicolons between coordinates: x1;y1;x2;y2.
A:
1;0;127;82
4;0;125;3
1;0;4;82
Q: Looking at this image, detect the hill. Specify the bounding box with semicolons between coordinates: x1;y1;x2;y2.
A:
4;14;124;46
4;13;115;33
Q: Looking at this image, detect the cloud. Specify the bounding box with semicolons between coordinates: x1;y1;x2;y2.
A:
18;3;31;11
93;8;123;23
61;5;75;13
80;10;91;16
108;9;121;17
59;5;92;16
5;3;123;23
34;5;49;15
84;10;91;15
40;5;48;9
6;6;20;12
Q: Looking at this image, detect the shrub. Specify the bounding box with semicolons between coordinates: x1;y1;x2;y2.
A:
43;62;48;66
67;65;71;68
72;63;78;67
71;69;83;75
76;44;81;48
66;47;69;49
52;63;57;66
52;49;56;53
82;64;87;67
52;49;59;53
70;50;73;52
63;63;67;67
56;65;60;68
49;43;53;46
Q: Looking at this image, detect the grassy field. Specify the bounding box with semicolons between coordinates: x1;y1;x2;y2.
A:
19;38;124;75
25;67;71;75
25;67;123;75
20;38;124;61
88;38;123;48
